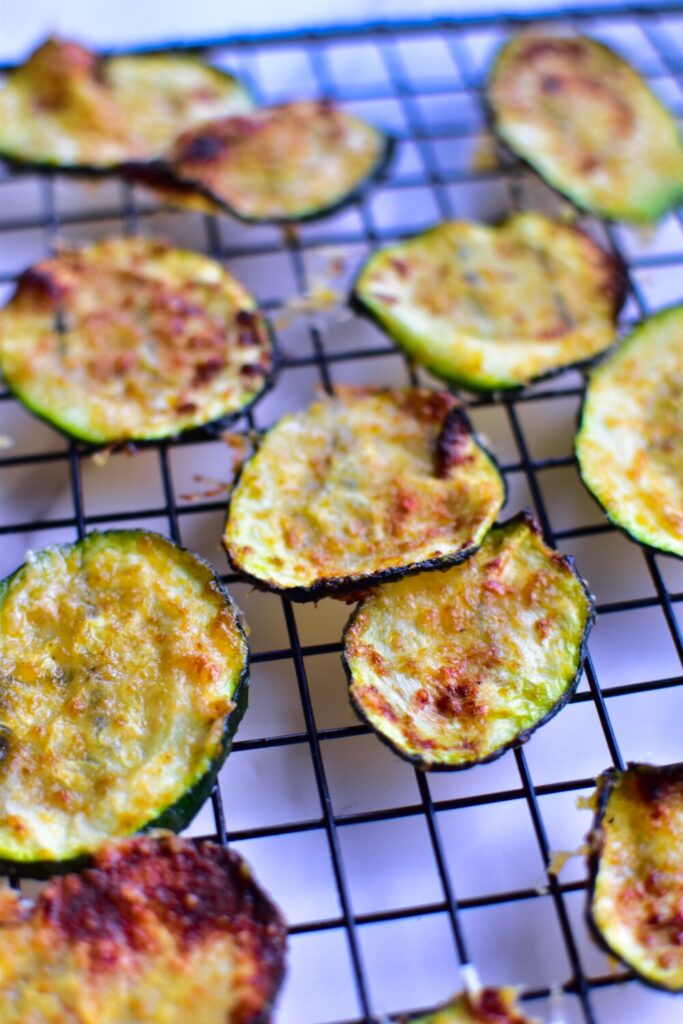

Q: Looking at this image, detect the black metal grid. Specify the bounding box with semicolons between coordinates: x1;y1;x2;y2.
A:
0;7;682;1022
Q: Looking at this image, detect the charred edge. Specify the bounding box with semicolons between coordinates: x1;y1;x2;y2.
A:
16;265;70;304
436;404;473;477
520;38;590;63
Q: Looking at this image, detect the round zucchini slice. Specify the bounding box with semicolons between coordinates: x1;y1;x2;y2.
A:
166;100;393;223
343;511;593;770
0;834;287;1022
223;388;505;599
353;213;624;391
587;762;683;992
0;237;273;445
394;987;536;1023
576;304;683;558
0;530;249;874
0;37;254;171
487;34;683;224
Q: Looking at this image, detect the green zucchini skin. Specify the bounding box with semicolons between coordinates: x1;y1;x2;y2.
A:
486;35;683;225
586;762;683;993
575;304;683;560
0;530;249;878
342;510;595;771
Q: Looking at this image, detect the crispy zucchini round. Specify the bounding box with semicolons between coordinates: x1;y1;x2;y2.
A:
587;762;683;992
394;987;536;1023
353;214;624;391
576;304;683;558
0;531;249;874
487;34;683;224
343;512;594;770
0;834;287;1022
166;100;393;222
223;388;505;599
0;37;254;170
0;237;273;444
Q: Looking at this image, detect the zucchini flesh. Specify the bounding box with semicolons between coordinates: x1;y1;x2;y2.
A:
588;762;683;992
394;987;536;1023
343;512;593;770
0;834;287;1023
487;34;683;224
354;213;624;391
0;237;273;444
0;530;249;873
223;388;505;598
0;37;254;170
576;304;683;558
167;100;391;222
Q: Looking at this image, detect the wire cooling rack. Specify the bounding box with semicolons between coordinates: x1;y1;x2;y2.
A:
0;6;682;1023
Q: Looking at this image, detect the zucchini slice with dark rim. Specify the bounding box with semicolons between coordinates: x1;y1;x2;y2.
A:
158;100;393;223
353;213;625;391
0;834;287;1022
587;762;683;992
0;37;254;172
487;34;683;224
0;530;249;875
223;388;505;600
576;304;683;559
0;237;273;445
393;986;537;1023
343;511;594;770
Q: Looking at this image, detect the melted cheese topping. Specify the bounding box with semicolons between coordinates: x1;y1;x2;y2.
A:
0;835;286;1023
576;304;682;557
355;213;621;390
224;389;505;594
344;515;592;769
0;237;272;444
0;532;248;864
401;987;536;1023
170;101;388;221
0;38;254;167
489;34;683;223
591;764;683;990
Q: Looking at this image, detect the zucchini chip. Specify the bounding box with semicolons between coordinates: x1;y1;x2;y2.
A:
0;237;273;444
343;512;593;770
587;762;683;992
0;834;287;1022
165;100;392;222
487;34;683;223
353;213;624;391
223;389;505;599
0;531;249;874
576;304;683;558
0;37;254;171
394;986;536;1023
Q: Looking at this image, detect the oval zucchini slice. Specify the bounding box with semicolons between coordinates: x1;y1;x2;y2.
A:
166;100;393;222
0;531;249;874
587;762;683;992
394;987;536;1023
343;512;593;770
487;34;683;224
0;37;254;171
224;388;505;599
0;834;287;1022
353;213;624;391
576;304;683;558
0;237;273;444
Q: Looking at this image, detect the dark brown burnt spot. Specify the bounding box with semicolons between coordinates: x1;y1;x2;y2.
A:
475;987;517;1022
436;406;473;478
179;131;229;164
193;357;225;387
19;266;71;306
636;764;682;818
240;361;268;377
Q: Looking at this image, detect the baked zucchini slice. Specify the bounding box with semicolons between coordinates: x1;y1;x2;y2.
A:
576;304;683;558
343;512;593;770
587;762;683;992
0;37;254;171
353;213;624;391
394;986;536;1023
487;34;683;224
164;100;393;223
223;388;505;599
0;834;287;1022
0;237;273;445
0;530;249;874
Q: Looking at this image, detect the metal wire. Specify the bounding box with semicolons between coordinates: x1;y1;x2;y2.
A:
0;6;681;1022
